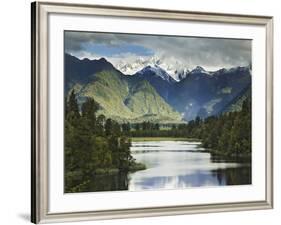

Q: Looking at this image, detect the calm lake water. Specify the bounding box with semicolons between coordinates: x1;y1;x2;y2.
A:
128;140;251;191
85;140;251;192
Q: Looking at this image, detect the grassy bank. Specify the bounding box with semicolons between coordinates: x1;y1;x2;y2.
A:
129;162;146;171
130;137;200;142
92;163;146;175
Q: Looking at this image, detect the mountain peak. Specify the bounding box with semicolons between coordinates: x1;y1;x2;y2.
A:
137;65;176;83
191;66;206;73
81;57;90;62
114;57;190;81
64;54;116;91
143;65;152;70
214;66;251;77
99;57;108;63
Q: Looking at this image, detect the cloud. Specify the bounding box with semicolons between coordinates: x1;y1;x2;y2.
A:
65;31;251;70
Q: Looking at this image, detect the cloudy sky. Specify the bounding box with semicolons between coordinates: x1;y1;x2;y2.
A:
65;31;251;72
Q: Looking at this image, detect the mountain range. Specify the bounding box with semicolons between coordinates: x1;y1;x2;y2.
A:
65;53;251;123
115;56;191;81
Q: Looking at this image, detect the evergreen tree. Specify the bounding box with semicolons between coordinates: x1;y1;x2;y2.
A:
64;95;142;193
105;118;113;136
81;98;99;133
66;90;80;125
122;123;131;134
67;90;79;115
96;114;106;136
135;123;140;131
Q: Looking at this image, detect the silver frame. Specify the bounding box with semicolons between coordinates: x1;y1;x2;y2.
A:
31;1;274;223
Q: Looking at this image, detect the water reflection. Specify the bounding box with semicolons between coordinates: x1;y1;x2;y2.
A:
129;141;251;191
84;172;129;192
81;140;251;192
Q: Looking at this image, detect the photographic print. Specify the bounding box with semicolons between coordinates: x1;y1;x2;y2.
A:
31;3;273;223
64;31;252;193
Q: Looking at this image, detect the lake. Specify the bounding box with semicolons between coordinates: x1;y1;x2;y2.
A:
128;140;251;191
84;140;251;192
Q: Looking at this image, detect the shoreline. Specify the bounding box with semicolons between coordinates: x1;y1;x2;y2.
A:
130;137;251;163
130;137;201;142
92;162;146;176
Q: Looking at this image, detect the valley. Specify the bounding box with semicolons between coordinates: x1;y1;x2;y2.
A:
65;53;251;123
64;53;252;193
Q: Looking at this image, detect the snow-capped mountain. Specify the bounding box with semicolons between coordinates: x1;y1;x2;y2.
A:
114;56;190;81
65;53;251;122
190;66;211;75
136;65;176;83
115;58;150;76
174;68;190;81
133;64;176;101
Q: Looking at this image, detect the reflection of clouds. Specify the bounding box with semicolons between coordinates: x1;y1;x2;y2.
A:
65;31;251;71
128;172;228;191
131;154;240;178
128;141;244;191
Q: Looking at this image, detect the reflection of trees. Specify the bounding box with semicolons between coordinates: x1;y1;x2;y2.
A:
211;167;251;185
215;169;224;185
81;172;129;192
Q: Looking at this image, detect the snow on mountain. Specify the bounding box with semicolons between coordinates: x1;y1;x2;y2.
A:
136;65;176;83
114;56;190;81
114;56;250;83
174;68;190;81
190;66;211;75
115;58;150;75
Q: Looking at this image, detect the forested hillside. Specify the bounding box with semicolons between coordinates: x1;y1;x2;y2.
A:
64;91;145;193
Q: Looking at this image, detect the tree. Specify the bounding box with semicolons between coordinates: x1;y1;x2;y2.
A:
64;95;141;193
195;116;201;126
105;118;113;136
66;90;80;125
135;123;140;131
154;123;160;130
81;97;99;118
112;121;121;136
96;114;106;136
117;136;132;171
122;123;131;134
81;98;99;133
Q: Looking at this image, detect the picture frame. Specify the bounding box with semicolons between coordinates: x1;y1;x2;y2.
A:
31;1;273;224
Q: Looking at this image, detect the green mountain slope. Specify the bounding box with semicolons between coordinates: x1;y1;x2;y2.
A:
74;70;182;123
